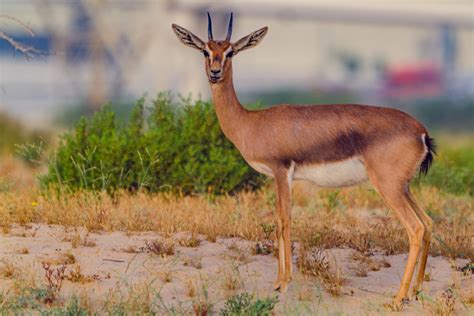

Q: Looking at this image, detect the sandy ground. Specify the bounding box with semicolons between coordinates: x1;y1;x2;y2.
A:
1;224;472;315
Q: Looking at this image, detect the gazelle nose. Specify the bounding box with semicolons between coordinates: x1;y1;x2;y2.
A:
210;69;221;75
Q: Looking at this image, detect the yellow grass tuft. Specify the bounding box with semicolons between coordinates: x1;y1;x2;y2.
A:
297;247;345;296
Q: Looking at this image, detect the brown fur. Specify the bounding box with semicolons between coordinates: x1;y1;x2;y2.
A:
172;19;434;305
211;69;427;169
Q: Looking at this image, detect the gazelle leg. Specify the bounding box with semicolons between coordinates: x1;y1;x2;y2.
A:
368;174;424;304
406;188;433;295
274;216;285;290
273;167;292;292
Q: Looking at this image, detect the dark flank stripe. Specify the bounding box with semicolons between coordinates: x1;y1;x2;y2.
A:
279;130;367;166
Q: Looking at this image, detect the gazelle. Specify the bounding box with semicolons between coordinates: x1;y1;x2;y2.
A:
172;13;436;306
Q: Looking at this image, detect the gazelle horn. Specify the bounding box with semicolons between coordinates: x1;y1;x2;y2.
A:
226;12;233;41
207;12;213;40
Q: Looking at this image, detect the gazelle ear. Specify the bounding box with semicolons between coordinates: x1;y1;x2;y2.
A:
233;27;268;54
172;24;205;51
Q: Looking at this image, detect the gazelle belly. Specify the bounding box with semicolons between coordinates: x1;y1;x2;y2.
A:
294;157;368;188
248;161;274;177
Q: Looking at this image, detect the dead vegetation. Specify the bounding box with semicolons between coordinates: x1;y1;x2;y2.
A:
296;247;345;296
42;262;66;304
183;256;203;269
66;264;107;284
176;232;201;248
0;259;18;278
349;251;391;277
16;247;29;254
0;154;473;314
63;233;96;248
145;239;175;257
1;184;471;262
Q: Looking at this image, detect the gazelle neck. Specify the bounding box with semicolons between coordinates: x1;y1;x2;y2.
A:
210;64;248;142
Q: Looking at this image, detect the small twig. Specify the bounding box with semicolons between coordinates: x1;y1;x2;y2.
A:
0;14;35;37
102;258;125;263
0;30;45;60
0;15;47;60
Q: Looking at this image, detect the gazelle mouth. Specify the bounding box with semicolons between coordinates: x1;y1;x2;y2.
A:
209;76;221;83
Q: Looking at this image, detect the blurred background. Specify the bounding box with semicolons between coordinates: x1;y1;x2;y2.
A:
0;0;473;129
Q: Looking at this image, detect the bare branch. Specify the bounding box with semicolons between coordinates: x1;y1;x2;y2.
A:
0;14;35;37
0;31;44;60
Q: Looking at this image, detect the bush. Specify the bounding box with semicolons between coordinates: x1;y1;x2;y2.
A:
40;94;263;195
220;292;278;316
414;139;473;196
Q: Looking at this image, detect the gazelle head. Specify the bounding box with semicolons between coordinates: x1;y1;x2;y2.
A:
172;12;268;84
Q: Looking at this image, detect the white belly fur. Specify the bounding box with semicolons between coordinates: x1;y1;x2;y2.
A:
248;161;274;177
294;157;368;188
248;157;368;188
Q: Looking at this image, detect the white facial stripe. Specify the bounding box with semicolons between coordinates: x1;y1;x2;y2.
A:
207;45;232;69
222;46;233;63
209;45;214;61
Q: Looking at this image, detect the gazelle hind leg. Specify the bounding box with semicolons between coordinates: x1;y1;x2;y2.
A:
406;188;433;295
368;173;425;304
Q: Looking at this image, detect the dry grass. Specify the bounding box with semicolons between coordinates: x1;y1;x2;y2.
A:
16;247;29;255
159;269;173;283
63;233;96;248
0;183;472;261
145;239;175;257
183;256;203;269
42;252;76;266
350;251;387;273
66;265;103;284
224;242;251;264
185;278;197;298
419;288;457;316
41;262;66;303
0;138;471;314
102;282;155;314
122;245;143;253
177;232;201;248
220;263;243;292
190;276;213;315
296;247;345;296
0;259;18;278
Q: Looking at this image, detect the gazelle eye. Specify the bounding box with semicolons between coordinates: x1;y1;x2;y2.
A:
203;50;209;57
226;50;234;58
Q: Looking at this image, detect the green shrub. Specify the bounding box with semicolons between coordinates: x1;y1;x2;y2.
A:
220;292;278;316
414;140;473;196
40;94;263;195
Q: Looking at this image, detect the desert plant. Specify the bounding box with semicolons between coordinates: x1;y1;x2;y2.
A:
41;94;263;195
220;292;278;316
297;247;345;296
15;141;45;168
145;239;175;257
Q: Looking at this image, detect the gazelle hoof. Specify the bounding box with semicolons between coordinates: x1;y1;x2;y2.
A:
412;285;422;298
273;279;289;293
273;279;282;291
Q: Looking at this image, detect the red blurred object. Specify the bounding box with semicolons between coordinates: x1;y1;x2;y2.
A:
383;63;443;98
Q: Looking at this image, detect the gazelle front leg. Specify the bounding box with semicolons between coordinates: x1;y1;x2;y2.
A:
273;165;293;292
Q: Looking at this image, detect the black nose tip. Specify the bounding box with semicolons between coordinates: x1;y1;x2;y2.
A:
210;69;221;75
